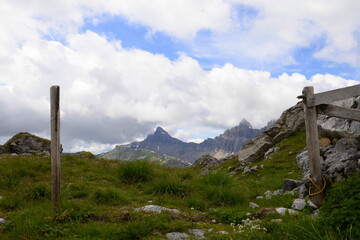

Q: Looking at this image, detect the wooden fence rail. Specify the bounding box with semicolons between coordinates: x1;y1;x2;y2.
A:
298;84;360;206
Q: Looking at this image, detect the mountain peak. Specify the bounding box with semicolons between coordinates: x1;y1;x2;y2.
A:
239;119;252;129
154;126;171;137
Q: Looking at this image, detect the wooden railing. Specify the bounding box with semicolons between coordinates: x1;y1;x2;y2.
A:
298;84;360;206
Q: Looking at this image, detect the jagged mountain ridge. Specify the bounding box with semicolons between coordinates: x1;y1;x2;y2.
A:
127;119;270;163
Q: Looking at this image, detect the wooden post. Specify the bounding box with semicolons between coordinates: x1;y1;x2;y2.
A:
50;86;61;210
302;86;324;206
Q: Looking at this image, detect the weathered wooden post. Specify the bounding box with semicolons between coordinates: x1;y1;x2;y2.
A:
301;86;324;206
50;85;61;210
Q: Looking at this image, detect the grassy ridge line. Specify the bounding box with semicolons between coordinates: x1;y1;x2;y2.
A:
0;131;358;239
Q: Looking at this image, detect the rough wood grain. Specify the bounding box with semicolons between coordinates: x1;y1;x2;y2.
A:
303;86;324;206
309;84;360;107
51;86;61;209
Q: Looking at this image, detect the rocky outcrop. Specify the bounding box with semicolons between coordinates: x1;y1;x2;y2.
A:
318;96;360;140
0;145;8;154
294;96;360;184
193;154;225;175
297;138;360;184
237;102;304;164
1;132;51;155
128;120;267;163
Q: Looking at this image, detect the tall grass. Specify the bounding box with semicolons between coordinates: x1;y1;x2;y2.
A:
117;160;154;184
92;188;128;205
0;131;357;239
198;172;244;206
151;178;191;197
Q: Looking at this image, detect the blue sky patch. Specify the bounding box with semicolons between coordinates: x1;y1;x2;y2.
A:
81;15;189;61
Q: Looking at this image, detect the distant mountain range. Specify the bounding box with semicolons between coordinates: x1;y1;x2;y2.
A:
103;119;272;164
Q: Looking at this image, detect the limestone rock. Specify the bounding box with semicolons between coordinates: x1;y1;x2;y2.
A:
1;132;51;155
264;147;280;159
275;208;298;215
188;229;205;239
166;232;190;240
264;190;272;199
291;199;306;211
243;165;259;174
134;205;180;214
318;96;360;140
194;155;224;175
238;102;304;164
312;209;320;219
296;138;360;183
273;189;283;196
308;200;318;209
249;202;260;209
0;145;8;154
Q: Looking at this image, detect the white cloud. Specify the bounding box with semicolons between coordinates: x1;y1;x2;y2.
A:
1;0;359;67
0;0;359;153
225;0;360;66
1;29;357;153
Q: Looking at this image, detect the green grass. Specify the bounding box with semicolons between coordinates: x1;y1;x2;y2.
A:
0;131;358;239
117;160;154;184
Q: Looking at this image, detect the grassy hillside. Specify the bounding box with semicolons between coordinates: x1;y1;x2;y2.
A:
102;145;190;168
0;131;359;239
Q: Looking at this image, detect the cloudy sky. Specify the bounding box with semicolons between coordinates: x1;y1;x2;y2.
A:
1;0;359;153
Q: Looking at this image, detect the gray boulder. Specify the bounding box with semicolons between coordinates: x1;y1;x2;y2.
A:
249;202;260;209
238;102;304;164
1;132;51;155
166;232;190;240
188;229;205;239
0;145;8;154
264;147;280;159
194;154;224;175
291;199;306;211
134;205;180;214
275;208;298;215
264;190;272;199
282;179;302;192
